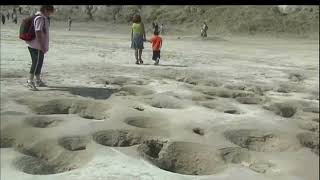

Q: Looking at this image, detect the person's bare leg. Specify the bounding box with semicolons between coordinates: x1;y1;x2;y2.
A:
138;49;143;64
135;49;139;64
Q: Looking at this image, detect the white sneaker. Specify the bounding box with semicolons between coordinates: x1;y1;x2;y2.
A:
26;80;39;91
35;80;47;87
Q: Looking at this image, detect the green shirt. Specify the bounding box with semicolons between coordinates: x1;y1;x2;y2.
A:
132;23;144;34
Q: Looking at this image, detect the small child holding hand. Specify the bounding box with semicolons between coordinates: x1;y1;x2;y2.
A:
145;31;162;65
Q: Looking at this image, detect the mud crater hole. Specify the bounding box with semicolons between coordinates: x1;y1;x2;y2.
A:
264;102;297;118
93;130;142;147
13;140;90;175
124;116;167;128
30;99;109;120
201;101;241;114
119;85;154;96
14;156;74;175
224;129;300;152
58;136;90;151
138;140;226;175
149;94;185;109
1;127;16;148
0;134;15;148
25;116;64;128
297;132;319;155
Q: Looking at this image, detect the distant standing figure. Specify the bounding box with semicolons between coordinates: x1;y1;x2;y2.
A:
13;13;17;24
68;16;72;31
160;23;164;35
6;12;10;20
19;7;22;14
154;23;159;33
1;13;5;25
152;22;155;29
200;22;208;38
13;8;17;14
131;14;146;65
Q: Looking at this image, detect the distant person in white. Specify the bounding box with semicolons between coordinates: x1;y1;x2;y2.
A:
200;22;208;38
160;23;164;35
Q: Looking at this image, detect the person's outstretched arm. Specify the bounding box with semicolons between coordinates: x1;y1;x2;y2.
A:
131;28;133;42
142;23;146;40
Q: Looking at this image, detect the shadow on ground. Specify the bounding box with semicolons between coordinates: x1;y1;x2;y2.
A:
46;86;117;100
177;36;227;42
140;64;188;68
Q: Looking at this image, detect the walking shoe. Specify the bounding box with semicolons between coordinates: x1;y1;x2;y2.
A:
35;80;47;87
26;80;39;91
139;59;144;64
154;58;159;65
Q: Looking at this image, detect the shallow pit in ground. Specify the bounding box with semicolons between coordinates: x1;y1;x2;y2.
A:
14;156;75;175
24;116;64;128
92;129;143;147
297;132;319;155
288;73;305;82
297;121;319;132
124;116;168;128
235;96;262;104
14;139;91;175
28;98;109;120
224;109;241;114
249;161;276;174
263;102;297;118
192;128;205;135
119;85;154;96
313;117;319;123
0;127;16;148
200;101;241;114
0;134;15;148
58;136;90;151
219;147;252;164
138;140;226;175
199;87;234;98
166;91;215;102
224;129;300;152
149;94;185;109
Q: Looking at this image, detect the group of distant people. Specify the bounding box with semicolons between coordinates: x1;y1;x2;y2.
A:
18;5;209;91
1;7;21;25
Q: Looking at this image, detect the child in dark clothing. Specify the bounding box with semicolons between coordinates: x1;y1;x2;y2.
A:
1;13;5;24
145;31;163;65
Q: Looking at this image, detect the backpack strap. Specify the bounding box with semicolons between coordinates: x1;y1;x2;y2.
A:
33;15;46;33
